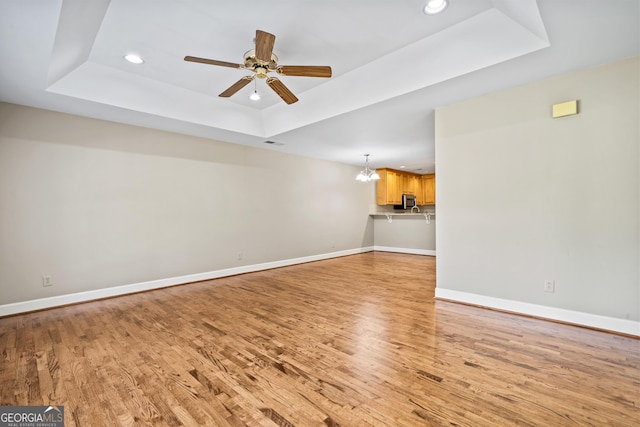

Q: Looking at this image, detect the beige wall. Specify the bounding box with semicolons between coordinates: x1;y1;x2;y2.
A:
435;56;639;324
0;103;375;306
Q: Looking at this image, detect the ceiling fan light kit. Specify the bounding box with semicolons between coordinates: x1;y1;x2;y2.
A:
184;30;332;104
249;79;261;101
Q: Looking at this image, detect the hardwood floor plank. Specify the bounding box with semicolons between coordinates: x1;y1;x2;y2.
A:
1;252;638;426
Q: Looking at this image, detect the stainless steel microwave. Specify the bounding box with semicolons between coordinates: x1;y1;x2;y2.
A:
394;194;417;210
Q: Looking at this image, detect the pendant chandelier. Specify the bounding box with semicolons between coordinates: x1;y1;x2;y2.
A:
356;154;380;182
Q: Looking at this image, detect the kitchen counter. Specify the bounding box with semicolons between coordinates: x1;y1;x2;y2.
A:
369;210;435;223
370;212;434;216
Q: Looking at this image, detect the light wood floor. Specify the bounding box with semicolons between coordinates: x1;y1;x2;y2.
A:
1;252;638;426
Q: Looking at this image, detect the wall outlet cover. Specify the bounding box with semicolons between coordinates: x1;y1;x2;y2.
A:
544;280;555;293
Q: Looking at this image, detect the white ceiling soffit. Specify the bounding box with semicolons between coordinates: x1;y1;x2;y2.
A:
44;0;548;139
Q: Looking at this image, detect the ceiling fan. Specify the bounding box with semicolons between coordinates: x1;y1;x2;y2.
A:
184;30;332;105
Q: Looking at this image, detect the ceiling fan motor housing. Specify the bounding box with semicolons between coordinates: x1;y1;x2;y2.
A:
243;49;278;78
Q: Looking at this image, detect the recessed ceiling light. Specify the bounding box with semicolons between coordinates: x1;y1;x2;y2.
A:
423;0;449;15
124;54;144;64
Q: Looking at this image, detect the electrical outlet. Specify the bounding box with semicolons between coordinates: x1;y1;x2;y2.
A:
237;252;243;261
42;276;53;287
544;280;555;293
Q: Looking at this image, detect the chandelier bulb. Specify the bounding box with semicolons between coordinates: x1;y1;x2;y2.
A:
356;154;379;182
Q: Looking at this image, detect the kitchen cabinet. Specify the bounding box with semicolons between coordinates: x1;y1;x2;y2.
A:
376;168;434;206
402;174;419;195
420;173;435;205
376;168;402;205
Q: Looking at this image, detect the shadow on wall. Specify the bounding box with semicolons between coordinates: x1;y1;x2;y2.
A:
0;102;309;169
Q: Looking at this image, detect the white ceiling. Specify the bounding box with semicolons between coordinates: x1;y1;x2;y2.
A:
0;0;638;173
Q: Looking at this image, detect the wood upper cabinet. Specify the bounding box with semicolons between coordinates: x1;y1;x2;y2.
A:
420;173;436;205
402;174;419;195
376;169;435;206
376;168;402;205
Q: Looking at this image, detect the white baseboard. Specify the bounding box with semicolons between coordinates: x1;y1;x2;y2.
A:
0;247;375;317
435;288;640;337
374;246;436;256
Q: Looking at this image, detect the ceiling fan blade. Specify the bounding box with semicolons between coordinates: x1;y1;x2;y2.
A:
184;56;243;69
255;30;276;63
277;65;332;78
266;77;298;104
219;76;254;97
